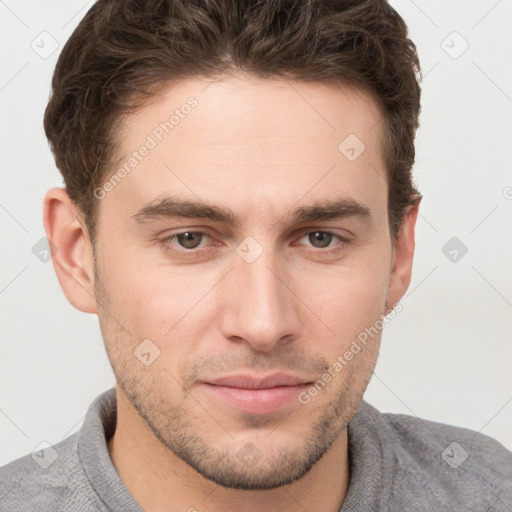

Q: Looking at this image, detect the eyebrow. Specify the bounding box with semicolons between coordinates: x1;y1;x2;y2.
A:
131;195;371;226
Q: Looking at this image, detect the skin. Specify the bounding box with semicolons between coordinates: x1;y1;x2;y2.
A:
43;75;419;512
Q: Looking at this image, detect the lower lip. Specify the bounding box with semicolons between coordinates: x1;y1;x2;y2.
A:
199;383;310;415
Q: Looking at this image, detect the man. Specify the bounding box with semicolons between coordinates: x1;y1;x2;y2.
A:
1;0;511;510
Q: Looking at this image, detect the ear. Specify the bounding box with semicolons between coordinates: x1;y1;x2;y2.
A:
385;199;421;312
43;187;98;314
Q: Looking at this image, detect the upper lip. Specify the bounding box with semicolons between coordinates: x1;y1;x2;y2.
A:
203;373;312;389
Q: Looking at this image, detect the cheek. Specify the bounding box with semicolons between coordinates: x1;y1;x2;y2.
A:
96;249;173;342
299;253;391;340
102;255;219;358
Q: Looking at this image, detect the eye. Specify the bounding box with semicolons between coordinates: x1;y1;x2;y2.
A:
159;229;350;260
174;231;207;249
159;231;214;258
303;231;335;248
296;230;350;253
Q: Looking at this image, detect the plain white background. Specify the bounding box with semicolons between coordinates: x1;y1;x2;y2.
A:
1;0;511;468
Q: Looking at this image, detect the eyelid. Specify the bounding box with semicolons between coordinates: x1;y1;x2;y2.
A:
158;230;216;257
293;230;351;253
294;227;351;240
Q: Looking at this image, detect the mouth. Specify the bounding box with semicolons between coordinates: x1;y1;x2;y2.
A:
198;373;313;415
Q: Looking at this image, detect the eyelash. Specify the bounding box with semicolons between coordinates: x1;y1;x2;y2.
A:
158;230;351;259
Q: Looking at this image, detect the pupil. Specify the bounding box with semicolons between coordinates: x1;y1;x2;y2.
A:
310;232;331;248
178;232;201;249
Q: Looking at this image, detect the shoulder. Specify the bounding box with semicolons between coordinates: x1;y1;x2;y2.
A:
0;433;105;511
361;401;512;510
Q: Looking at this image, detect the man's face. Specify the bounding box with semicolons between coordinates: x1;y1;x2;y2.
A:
94;76;397;489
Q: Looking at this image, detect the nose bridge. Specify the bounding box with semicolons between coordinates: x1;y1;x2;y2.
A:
220;240;300;351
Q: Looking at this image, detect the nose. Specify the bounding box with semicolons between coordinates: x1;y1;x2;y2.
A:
219;246;301;352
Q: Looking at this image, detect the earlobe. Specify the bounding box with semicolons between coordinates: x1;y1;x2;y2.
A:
385;199;421;311
43;187;98;314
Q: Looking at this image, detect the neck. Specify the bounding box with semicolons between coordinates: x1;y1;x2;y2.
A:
108;387;350;512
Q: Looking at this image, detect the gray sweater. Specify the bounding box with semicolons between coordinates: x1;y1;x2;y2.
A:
1;388;511;511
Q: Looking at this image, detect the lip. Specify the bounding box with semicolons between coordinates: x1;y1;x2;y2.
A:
198;373;313;415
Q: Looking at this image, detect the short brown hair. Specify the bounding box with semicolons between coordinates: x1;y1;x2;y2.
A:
44;0;422;246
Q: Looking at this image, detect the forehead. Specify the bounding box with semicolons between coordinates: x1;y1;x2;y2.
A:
101;75;387;228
